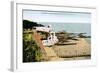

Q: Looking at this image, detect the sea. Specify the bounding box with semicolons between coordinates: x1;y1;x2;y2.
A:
39;22;91;35
39;22;91;44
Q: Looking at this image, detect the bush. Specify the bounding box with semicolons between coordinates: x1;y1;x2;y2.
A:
23;31;42;62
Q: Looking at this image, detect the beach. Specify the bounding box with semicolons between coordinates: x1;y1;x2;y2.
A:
42;38;91;61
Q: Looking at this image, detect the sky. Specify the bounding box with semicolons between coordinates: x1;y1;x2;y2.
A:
23;10;91;23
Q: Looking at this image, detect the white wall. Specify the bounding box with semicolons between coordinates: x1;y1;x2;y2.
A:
0;0;100;73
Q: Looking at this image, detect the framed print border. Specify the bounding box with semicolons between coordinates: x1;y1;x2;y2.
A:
11;1;97;71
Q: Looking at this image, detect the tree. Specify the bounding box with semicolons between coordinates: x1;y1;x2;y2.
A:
23;20;44;29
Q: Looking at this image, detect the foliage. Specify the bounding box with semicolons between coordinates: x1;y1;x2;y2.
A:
23;20;44;29
23;32;42;62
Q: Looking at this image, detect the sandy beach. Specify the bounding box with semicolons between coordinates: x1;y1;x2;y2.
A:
52;38;91;60
42;38;91;61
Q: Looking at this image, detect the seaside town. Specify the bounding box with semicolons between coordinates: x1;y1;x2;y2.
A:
23;20;91;62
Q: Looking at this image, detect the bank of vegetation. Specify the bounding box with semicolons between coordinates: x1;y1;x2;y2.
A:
23;20;44;62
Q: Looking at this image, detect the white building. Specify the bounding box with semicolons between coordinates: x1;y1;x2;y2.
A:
34;25;58;46
35;25;52;33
